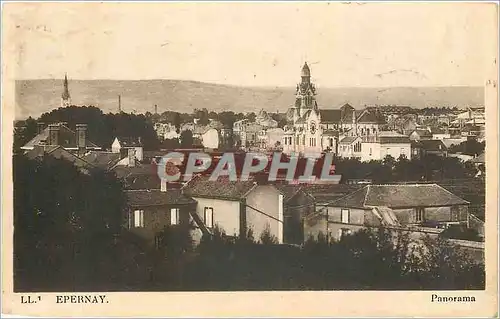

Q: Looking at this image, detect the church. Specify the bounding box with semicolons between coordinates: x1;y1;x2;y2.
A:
282;63;386;156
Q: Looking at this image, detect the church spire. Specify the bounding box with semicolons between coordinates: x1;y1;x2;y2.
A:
61;73;71;107
295;62;316;117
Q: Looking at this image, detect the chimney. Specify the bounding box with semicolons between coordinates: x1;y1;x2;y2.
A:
37;122;45;134
127;148;136;167
76;124;87;154
160;178;167;192
48;124;60;145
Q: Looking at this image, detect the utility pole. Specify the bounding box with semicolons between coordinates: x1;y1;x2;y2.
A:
118;95;122;113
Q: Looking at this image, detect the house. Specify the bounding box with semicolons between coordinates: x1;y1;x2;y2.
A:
80;151;125;170
409;129;432;141
21;122;100;154
414;139;448;157
153;122;179;140
182;176;285;243
264;127;285;150
191;126;220;149
431;127;451;140
111;137;144;166
256;109;278;128
441;137;467;149
355;108;387;136
338;136;362;159
25;145;94;174
452;106;485;126
125;184;197;245
360;132;411;161
307;184;469;242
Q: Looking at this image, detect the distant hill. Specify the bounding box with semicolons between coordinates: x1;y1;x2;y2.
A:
15;79;484;120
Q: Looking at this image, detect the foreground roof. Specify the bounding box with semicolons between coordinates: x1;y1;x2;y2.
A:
330;184;469;208
126;189;196;207
21;123;100;150
182;175;257;200
80;151;123;170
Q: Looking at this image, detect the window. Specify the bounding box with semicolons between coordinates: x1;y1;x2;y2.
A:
204;207;214;228
341;209;350;223
170;208;180;225
415;208;424;222
451;206;459;221
133;209;144;228
329;138;333;147
302;136;306;145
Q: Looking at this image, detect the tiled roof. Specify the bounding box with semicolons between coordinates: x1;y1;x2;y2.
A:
182;175;257;200
431;127;446;134
378;136;411;144
411;129;432;137
322;129;338;136
123;174;161;190
21;123;100;150
126;189;196;207
113;164;158;178
418;140;447;151
357;109;387;124
25;145;94;172
274;184;303;203
339;136;360;144
81;151;123;170
303;184;362;204
331;184;468;208
319;109;341;123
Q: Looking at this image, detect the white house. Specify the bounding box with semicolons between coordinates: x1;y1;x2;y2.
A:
182;176;284;243
191;126;220;149
338;136;362;159
111;137;143;162
360;132;411;161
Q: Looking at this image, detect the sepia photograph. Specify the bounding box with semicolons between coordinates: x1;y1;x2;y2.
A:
2;1;498;317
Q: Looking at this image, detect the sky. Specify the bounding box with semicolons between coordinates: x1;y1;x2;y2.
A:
5;2;498;87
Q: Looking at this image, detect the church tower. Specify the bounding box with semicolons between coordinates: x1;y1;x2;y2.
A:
295;62;318;117
61;73;71;107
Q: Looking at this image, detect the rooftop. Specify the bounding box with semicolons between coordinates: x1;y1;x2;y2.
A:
330;184;468;208
126;189;196;207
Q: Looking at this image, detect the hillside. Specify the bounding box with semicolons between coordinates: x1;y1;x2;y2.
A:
15;79;484;119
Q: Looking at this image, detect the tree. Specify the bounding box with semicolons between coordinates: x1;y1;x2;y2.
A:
13;117;37;153
156;224;194;258
245;112;256;122
174;112;181;134
13;154;126;290
259;225;278;245
37;105;160;150
180;130;194;148
194;108;210;126
449;140;485;156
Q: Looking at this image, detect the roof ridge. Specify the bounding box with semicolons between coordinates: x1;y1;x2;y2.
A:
327;186;368;206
